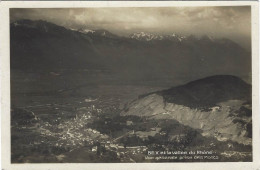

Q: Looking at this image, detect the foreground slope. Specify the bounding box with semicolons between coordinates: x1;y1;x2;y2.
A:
122;75;252;145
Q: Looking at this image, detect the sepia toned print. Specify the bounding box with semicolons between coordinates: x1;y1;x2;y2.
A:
10;7;252;163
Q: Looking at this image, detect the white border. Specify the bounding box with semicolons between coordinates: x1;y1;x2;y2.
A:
0;1;259;170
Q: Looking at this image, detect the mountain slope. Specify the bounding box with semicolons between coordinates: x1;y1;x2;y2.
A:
11;19;251;83
11;20;103;70
122;75;252;145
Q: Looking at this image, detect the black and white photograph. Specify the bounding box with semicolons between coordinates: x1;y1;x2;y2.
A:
7;5;255;164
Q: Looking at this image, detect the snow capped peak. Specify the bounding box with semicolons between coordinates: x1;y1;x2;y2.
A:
130;32;187;42
129;32;165;41
77;28;95;34
171;33;176;37
92;29;118;38
69;28;77;31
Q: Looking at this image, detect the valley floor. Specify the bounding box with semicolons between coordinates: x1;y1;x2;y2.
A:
11;71;252;163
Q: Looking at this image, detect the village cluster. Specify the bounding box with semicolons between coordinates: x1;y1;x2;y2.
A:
14;101;152;161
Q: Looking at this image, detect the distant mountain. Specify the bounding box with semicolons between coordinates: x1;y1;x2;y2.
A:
11;19;102;70
11;19;251;83
122;75;252;145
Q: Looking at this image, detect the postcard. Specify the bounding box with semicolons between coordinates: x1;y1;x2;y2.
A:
0;1;259;170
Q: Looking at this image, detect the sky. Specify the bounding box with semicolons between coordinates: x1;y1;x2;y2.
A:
10;7;251;50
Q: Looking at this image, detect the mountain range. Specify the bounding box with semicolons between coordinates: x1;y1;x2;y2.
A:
11;19;251;83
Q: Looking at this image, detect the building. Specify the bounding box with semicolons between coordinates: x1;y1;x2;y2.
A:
92;146;97;152
126;120;134;126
